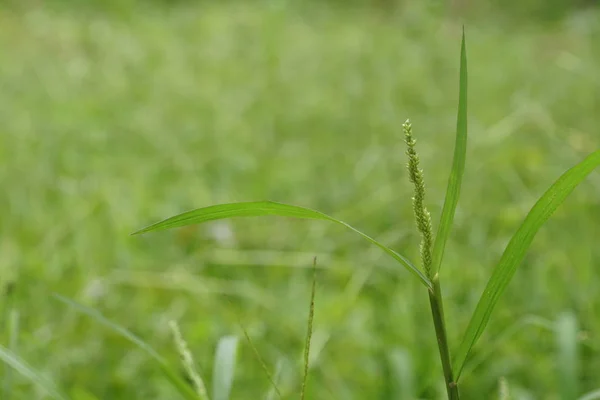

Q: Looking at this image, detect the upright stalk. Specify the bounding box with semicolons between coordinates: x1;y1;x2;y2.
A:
404;120;459;399
429;274;459;399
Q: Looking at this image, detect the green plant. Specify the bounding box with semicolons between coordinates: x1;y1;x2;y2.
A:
129;29;600;398
2;1;600;396
124;32;600;399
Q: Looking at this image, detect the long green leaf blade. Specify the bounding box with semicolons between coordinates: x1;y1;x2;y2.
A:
430;28;468;275
454;150;600;379
54;295;201;400
0;344;69;400
556;312;579;400
212;335;239;400
133;201;431;288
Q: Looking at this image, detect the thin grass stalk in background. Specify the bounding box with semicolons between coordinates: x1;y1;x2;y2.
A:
300;257;317;400
169;320;210;400
264;358;286;400
225;297;283;400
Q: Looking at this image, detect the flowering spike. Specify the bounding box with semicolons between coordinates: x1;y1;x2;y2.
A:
404;119;434;279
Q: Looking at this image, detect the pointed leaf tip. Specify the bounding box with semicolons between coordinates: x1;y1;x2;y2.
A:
430;29;468;275
133;201;432;288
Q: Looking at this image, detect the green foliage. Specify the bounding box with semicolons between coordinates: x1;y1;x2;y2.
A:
300;258;317;400
453;150;600;379
1;1;600;398
0;344;68;400
430;29;468;276
54;295;201;400
133;29;599;397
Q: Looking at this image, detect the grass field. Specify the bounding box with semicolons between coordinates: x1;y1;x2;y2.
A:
1;1;599;399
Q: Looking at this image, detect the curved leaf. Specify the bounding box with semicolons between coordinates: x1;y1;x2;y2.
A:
133;201;431;288
454;150;600;380
431;28;468;274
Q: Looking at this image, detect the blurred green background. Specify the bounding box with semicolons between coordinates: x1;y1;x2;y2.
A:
1;0;599;398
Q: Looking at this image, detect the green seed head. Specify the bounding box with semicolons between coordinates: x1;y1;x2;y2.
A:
404;119;434;279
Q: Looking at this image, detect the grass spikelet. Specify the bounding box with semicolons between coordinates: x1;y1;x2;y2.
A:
403;119;434;278
169;320;210;400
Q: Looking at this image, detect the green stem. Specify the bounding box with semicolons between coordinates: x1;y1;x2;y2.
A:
428;274;459;399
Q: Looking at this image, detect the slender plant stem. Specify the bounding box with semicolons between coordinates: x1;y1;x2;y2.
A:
428;274;459;399
403;119;459;398
225;298;283;400
300;257;317;400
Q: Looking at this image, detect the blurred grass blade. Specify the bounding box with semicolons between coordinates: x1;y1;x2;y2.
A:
430;28;468;275
53;294;200;400
169;321;210;400
133;201;431;288
388;348;415;399
580;389;600;400
212;335;239;400
556;312;579;400
300;257;317;400
232;304;282;400
3;284;19;400
498;377;510;400
0;344;69;400
454;150;600;379
4;309;19;399
264;358;286;400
